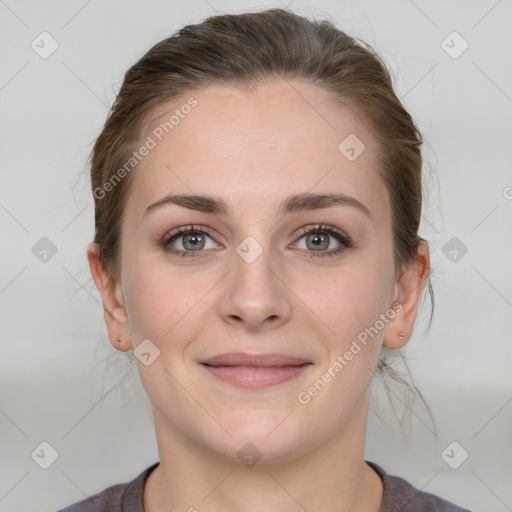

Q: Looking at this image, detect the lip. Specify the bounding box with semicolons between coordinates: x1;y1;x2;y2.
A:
199;352;313;389
199;352;311;367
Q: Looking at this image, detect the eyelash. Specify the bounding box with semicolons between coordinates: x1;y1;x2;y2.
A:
161;224;352;259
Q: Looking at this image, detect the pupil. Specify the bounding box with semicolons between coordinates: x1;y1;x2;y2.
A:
309;233;327;250
185;233;203;249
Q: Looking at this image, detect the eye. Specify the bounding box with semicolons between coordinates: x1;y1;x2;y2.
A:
162;225;220;258
292;224;352;258
161;223;352;259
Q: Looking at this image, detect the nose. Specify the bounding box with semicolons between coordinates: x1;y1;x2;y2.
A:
218;242;293;332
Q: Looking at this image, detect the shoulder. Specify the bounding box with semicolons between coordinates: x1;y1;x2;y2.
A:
56;462;159;512
366;461;472;512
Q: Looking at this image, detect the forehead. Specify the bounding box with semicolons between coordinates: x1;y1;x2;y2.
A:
129;79;387;219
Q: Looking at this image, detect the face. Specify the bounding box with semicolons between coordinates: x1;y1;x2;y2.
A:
109;79;404;462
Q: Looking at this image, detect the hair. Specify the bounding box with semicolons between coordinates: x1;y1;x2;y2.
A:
89;8;435;433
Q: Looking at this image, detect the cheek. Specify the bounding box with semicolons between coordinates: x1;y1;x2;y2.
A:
310;265;389;342
123;259;214;347
303;268;392;409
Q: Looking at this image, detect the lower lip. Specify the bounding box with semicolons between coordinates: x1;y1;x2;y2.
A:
201;364;312;389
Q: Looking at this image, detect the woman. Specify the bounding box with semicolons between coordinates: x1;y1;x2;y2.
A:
59;8;471;512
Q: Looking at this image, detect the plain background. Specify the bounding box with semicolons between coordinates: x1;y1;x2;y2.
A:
1;1;511;511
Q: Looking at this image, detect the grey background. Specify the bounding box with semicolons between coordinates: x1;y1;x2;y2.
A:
1;1;511;511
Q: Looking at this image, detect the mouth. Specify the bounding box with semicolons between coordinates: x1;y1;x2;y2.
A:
199;353;313;389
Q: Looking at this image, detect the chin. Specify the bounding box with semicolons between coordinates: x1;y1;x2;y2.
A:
202;414;310;466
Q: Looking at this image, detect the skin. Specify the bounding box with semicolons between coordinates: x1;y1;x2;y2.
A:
87;78;430;511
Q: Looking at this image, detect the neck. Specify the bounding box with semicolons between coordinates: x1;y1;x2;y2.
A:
143;401;383;512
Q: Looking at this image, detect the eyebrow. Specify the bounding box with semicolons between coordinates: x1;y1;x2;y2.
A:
142;192;372;221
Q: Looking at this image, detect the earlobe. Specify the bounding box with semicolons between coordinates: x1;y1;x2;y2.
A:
383;240;430;349
86;242;132;352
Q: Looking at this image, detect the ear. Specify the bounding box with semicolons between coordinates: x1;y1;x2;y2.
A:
86;242;132;352
383;240;430;349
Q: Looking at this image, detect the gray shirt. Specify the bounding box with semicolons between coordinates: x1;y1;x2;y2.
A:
56;460;472;511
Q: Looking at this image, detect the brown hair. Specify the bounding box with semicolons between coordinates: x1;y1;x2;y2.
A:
89;8;434;430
